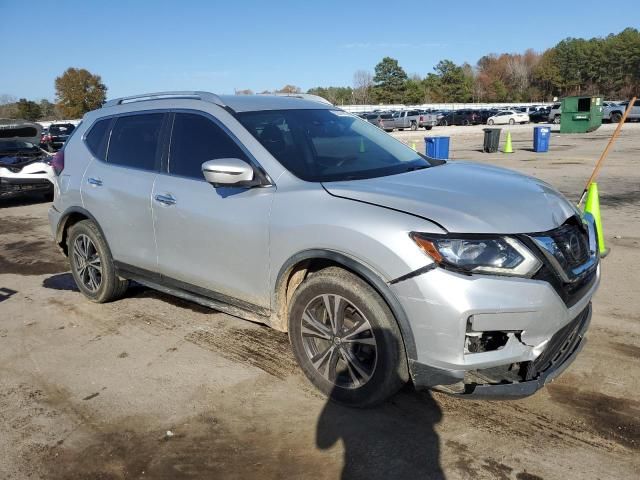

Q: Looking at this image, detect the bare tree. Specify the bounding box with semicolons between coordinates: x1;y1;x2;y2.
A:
353;70;373;104
506;56;530;99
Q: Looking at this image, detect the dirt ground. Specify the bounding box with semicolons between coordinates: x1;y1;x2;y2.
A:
1;122;638;479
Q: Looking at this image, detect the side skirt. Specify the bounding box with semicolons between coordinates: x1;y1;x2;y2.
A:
114;261;271;325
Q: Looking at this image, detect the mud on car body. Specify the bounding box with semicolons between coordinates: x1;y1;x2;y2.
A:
48;92;600;406
0;120;54;200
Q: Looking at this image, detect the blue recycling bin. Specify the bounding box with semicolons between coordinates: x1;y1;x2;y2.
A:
425;136;449;159
533;126;550;153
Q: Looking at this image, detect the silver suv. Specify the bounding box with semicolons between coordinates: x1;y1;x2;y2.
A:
48;91;600;406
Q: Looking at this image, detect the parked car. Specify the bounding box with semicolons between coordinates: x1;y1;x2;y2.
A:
603;99;640;123
365;113;395;132
439;109;480;126
393;110;422;131
529;108;552;123
548;103;562;124
478;109;500;124
0;120;54;200
48;91;600;406
41;122;76;152
487;110;529;125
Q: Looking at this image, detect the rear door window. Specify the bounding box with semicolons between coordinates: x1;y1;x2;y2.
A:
107;113;164;171
168;113;248;180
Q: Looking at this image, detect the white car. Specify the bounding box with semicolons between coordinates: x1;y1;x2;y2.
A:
487;110;530;125
0;120;55;200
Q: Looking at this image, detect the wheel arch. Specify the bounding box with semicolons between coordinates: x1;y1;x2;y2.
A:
272;249;418;361
55;207;108;257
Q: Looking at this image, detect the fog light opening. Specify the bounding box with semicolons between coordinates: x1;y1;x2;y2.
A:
465;326;512;354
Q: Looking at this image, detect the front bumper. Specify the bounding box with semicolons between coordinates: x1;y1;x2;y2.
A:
410;303;591;398
391;254;599;398
0;176;53;198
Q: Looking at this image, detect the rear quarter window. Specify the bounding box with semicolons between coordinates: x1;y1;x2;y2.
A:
85;119;111;161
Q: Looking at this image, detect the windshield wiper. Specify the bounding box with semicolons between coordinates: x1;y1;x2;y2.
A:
404;164;429;172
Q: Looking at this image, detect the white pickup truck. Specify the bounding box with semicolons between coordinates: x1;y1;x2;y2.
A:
603;99;640;123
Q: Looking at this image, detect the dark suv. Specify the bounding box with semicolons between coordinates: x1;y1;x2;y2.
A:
439;109;480;126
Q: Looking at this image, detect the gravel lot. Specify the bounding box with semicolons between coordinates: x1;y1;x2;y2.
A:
1;122;638;479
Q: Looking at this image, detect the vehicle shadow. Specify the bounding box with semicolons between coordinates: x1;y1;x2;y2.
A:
42;273;78;291
314;325;444;479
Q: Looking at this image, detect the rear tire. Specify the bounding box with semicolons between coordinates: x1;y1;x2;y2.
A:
288;267;408;407
553;115;561;124
509;118;515;125
67;220;129;303
487;119;494;125
424;125;433;130
611;112;622;123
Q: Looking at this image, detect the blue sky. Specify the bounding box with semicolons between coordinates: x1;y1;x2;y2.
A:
1;0;636;101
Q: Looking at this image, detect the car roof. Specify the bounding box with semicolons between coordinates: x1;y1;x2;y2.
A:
102;91;334;113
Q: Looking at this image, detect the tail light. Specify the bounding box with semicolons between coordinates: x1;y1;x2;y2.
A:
51;150;65;175
419;115;424;121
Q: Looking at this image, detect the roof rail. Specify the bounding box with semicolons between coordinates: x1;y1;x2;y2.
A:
266;92;334;106
103;91;225;108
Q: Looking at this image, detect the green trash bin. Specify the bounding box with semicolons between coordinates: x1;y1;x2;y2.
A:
560;96;603;133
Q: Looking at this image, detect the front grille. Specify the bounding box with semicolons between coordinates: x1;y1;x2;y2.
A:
545;222;591;271
524;217;598;308
524;304;590;380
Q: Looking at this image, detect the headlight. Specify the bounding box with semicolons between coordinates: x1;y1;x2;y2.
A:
410;233;541;277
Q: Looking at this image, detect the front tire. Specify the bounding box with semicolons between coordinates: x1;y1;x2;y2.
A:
67;220;129;303
509;118;515;125
288;267;408;407
410;122;418;131
487;119;494;125
611;112;622;123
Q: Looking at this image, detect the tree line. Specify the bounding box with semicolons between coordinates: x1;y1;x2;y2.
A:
308;27;640;105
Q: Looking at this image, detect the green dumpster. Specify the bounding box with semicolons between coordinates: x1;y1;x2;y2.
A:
560;96;603;133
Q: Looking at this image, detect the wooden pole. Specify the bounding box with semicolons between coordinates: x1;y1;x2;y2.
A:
578;96;637;206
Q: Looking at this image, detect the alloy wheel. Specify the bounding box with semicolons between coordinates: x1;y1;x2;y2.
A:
300;294;378;389
72;234;102;292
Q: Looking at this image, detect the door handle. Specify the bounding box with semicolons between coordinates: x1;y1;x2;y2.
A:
154;194;176;206
87;177;103;187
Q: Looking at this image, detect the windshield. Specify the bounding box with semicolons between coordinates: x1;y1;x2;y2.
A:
237;109;437;182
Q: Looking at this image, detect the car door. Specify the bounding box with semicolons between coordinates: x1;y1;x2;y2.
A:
81;112;166;272
152;111;274;309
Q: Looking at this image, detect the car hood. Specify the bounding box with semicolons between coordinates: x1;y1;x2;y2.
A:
0;119;42;144
322;161;578;234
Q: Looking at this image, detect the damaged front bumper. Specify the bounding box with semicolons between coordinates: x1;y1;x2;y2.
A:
391;249;599;399
410;303;591;398
0;163;54;199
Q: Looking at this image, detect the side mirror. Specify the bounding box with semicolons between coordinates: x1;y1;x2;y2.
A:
201;158;255;187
